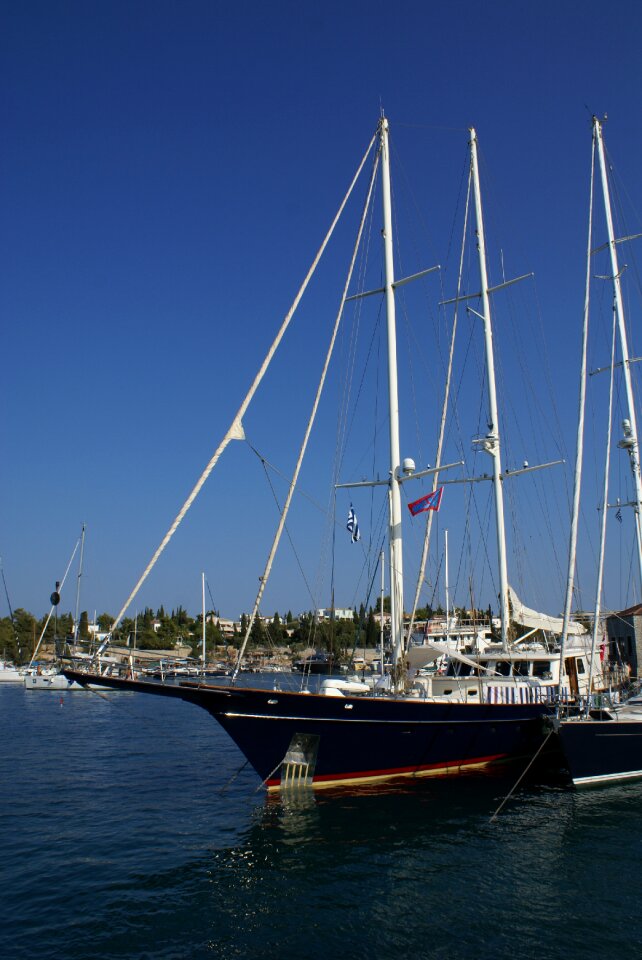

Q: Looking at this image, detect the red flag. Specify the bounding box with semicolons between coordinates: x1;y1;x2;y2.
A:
408;487;444;516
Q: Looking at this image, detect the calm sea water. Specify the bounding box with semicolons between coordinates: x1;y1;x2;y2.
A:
2;678;642;960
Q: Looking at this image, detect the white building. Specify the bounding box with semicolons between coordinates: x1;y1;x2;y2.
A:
316;608;354;622
205;614;239;638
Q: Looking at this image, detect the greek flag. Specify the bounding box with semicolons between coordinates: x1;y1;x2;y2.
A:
347;505;360;543
616;507;623;523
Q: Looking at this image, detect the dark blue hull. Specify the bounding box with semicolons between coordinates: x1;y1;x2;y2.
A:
558;717;642;786
64;669;553;789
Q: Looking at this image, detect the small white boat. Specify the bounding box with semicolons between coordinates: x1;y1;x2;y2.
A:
23;670;84;691
23;526;109;691
23;662;120;691
0;659;23;683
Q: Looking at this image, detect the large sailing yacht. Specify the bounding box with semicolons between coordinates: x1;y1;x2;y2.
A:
65;117;567;790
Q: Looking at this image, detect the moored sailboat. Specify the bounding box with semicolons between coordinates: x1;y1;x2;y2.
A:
26;526;117;691
0;659;23;683
406;583;621;705
65;116;571;790
553;116;642;785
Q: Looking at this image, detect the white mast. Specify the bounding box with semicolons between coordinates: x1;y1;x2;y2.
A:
589;303;618;705
380;549;385;676
558;129;595;699
72;522;86;650
444;529;450;645
380;117;405;667
201;572;206;672
594;116;642;586
469;128;511;649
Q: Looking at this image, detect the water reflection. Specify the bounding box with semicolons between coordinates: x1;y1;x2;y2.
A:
5;681;642;960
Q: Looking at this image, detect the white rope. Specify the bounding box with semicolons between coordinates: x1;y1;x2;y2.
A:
233;144;382;677
104;130;378;643
29;535;81;667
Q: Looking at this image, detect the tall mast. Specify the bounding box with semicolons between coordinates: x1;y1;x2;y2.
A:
469;128;511;649
73;522;86;649
380;117;405;666
558;128;595;700
594;117;642;586
588;304;618;710
444;529;450;645
380;549;385;676
201;572;206;671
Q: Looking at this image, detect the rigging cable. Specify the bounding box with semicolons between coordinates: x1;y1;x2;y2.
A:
232;141;382;678
322;155;380;641
100;128;379;646
249;445;317;610
29;534;81;668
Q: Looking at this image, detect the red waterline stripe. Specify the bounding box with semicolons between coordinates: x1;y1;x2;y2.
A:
265;752;507;788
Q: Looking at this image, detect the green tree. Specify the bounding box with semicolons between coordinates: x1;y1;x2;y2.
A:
97;612;113;631
12;608;37;663
365;609;379;647
414;605;433;621
56;612;74;637
78;610;90;640
249;616;264;646
376;595;391;614
141;607;154;626
291;611;314;647
206;619;223;648
0;617;18;661
269;612;286;642
173;605;190;627
118;617;135;645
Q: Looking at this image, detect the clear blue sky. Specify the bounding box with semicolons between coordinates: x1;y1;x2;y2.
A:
3;0;642;623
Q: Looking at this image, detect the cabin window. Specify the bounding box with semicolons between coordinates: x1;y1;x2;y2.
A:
577;659;586;674
496;661;511;676
446;662;473;677
532;661;552;677
512;661;530;676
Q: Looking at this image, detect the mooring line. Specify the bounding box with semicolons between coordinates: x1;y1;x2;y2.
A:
218;760;251;796
255;760;285;793
490;728;555;822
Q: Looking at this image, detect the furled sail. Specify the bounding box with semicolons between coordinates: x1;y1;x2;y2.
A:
508;585;586;636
